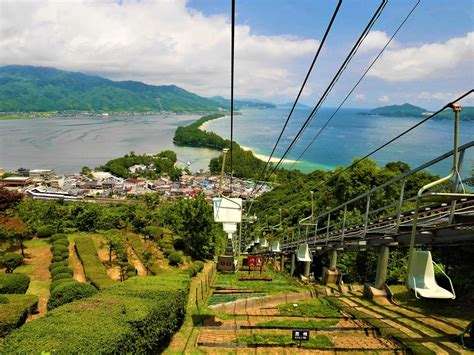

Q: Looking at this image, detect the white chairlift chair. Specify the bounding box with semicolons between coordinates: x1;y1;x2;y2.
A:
261;239;269;248
271;240;281;253
213;197;242;223
407;251;455;299
297;243;312;262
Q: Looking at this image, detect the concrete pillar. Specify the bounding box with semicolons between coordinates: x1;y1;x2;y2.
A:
290;253;296;276
374;246;390;289
329;249;337;271
280;254;285;272
304;261;311;278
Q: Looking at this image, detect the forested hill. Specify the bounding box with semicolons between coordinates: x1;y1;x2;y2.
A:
363;103;427;117
0;65;221;113
361;102;474;120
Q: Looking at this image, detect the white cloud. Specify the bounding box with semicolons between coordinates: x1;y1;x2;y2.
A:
378;95;390;103
0;0;318;99
358;30;393;53
368;32;474;81
354;93;366;101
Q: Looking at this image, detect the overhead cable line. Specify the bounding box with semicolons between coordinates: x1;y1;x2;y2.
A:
289;0;421;170
252;0;343;191
247;0;388;206
229;0;235;192
246;90;473;228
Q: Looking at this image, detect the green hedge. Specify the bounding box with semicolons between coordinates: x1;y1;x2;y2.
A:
50;279;76;292
51;239;69;247
2;273;190;353
0;273;30;294
184;261;205;277
0;253;24;273
74;235;115;290
51;244;69;253
48;261;68;271
47;280;98;311
51;267;73;279
50;233;68;242
0;294;38;337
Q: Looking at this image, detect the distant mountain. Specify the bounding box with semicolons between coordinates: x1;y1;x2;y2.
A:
276;102;310;109
0;65;220;113
362;103;427;117
209;96;275;109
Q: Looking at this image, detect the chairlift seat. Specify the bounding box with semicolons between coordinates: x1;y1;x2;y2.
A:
213;197;242;223
408;251;455;299
223;222;237;233
261;239;268;248
271;240;281;253
254;236;260;244
297;243;312;262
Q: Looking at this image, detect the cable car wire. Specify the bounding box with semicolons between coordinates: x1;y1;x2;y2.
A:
289;0;420;170
247;0;388;205
252;0;343;192
230;0;235;192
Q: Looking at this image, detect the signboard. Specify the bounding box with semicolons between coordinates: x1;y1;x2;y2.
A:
292;329;310;341
247;256;264;267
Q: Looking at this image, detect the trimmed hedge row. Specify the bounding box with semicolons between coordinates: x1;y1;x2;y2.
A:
74;235;116;290
2;273;191;353
0;294;38;337
0;273;31;294
185;260;205;277
48;235;74;290
47;280;98;311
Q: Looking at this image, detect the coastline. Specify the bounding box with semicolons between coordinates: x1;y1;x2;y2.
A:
199;114;229;131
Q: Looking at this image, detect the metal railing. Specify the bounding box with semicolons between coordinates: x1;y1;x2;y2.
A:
283;140;474;249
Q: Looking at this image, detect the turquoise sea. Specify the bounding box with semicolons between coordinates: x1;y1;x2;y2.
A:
204;108;474;177
0;108;472;177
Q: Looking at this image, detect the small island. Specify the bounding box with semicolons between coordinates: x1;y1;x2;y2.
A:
360;102;474;121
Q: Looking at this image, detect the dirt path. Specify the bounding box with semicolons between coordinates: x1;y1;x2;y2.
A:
127;246;147;276
21;241;52;320
69;243;87;283
96;248;121;281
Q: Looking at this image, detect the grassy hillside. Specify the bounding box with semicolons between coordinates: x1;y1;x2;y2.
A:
0;65;220;113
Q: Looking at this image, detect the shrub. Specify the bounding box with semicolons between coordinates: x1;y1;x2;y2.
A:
52;255;65;263
0;294;38;337
1;253;23;273
185;265;198;277
50;278;76;292
47;281;98;311
49;261;69;271
0;295;8;304
36;225;54;238
0;273;30;294
51;267;73;279
2;274;190;354
75;235;115;290
194;261;204;272
52;249;65;257
52;239;69;247
168;251;183;266
50;233;67;242
52;273;72;281
51;244;69;253
163;247;175;257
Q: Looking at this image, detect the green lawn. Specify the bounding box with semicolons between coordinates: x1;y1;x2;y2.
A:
214;265;307;295
277;298;340;317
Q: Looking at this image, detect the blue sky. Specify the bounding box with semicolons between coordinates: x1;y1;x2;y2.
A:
0;0;472;109
187;0;474;109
